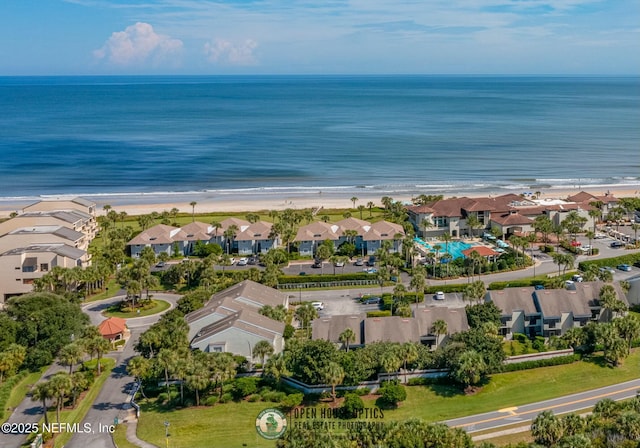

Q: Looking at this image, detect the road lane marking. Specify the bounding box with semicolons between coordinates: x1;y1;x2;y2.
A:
452;384;640;430
497;407;518;415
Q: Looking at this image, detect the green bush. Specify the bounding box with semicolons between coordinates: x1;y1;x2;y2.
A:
513;333;528;344
353;387;371;396
278;273;373;284
406;377;432;386
377;383;407;408
500;354;580;372
247;394;262;402
425;284;468;294
280;393;303;410
203;395;219;406
219;392;234;404
366;311;392;318
233;377;259;399
0;371;28;421
341;393;365;418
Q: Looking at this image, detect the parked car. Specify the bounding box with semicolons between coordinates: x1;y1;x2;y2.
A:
228;257;236;265
334;260;345;267
237;257;248;266
610;241;625;248
600;266;616;274
435;291;445;301
247;257;257;265
367;256;376;267
312;301;324;311
534;284;545;290
362;296;381;305
311;259;322;268
617;264;632;272
155;261;166;268
364;267;377;274
571;274;583;282
354;258;364;266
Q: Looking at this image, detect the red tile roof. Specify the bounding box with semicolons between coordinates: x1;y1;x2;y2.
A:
462;246;500;257
98;317;127;338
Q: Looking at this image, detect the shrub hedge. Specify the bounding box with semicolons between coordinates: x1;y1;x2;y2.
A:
500;354;580;372
279;273;373;284
0;371;28;422
424;284;468;293
578;252;640;271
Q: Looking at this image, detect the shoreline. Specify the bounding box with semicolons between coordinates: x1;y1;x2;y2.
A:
1;185;639;218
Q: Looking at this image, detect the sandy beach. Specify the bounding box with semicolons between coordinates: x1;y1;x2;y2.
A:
1;186;638;219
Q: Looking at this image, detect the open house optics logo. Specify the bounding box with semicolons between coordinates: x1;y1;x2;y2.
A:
255;408;288;440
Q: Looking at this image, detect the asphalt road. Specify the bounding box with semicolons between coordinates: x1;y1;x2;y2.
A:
445;378;640;433
64;294;181;448
0;294;179;448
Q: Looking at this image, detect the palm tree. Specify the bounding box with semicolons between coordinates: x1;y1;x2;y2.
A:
350;196;358;209
31;381;53;426
190;201;197;222
432;319;448;344
380;350;401;380
367;201;375;218
632;223;640;247
49;372;73;424
127;356;151;398
157;348;177;395
185;361;209;406
323;362;345;401
531;410;564;447
252;340;274;366
339;328;355;352
357;204;366;219
452;350;486;389
91;337;111;375
223;224;239;254
400;342;419;383
466;214;482;238
294;303;318;335
58;342;84;374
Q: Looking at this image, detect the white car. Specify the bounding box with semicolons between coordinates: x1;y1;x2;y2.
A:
334;260;345;267
237;257;248;266
312;301;324;311
435;291;445;301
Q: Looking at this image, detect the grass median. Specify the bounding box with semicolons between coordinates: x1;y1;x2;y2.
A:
103;299;171;318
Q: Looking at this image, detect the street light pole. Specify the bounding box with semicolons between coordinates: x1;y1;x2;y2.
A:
164;421;170;448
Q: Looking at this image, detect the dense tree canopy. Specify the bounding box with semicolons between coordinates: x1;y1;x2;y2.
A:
4;292;89;369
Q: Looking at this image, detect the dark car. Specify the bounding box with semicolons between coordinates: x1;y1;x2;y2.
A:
362;297;381;305
247;257;257;265
610;241;625;248
534;284;545;290
311;259;322;268
367;255;376;267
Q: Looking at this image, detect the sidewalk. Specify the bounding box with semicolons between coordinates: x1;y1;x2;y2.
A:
123;409;159;448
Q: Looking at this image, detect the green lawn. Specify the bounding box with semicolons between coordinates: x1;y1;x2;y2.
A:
135;350;640;448
112;423;138;448
103;299;171;318
379;349;640;423
1;368;47;423
137;400;276;448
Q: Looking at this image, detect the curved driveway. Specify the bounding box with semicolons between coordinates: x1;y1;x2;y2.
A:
64;293;181;448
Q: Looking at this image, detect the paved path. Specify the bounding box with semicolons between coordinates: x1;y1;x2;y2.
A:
445;378;640;434
65;294;181;448
0;363;66;448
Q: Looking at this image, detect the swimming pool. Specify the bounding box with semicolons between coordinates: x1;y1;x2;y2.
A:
413;237;472;260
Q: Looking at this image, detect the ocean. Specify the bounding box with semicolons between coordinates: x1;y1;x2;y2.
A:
0;75;638;206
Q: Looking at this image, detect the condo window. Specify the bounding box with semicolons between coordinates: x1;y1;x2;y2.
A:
40;263;49;272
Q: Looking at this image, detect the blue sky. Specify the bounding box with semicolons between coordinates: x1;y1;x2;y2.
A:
1;0;638;75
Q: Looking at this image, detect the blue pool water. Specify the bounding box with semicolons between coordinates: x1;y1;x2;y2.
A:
413;237;472;260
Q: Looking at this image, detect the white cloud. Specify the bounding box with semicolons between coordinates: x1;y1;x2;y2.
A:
204;39;258;65
94;22;183;66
